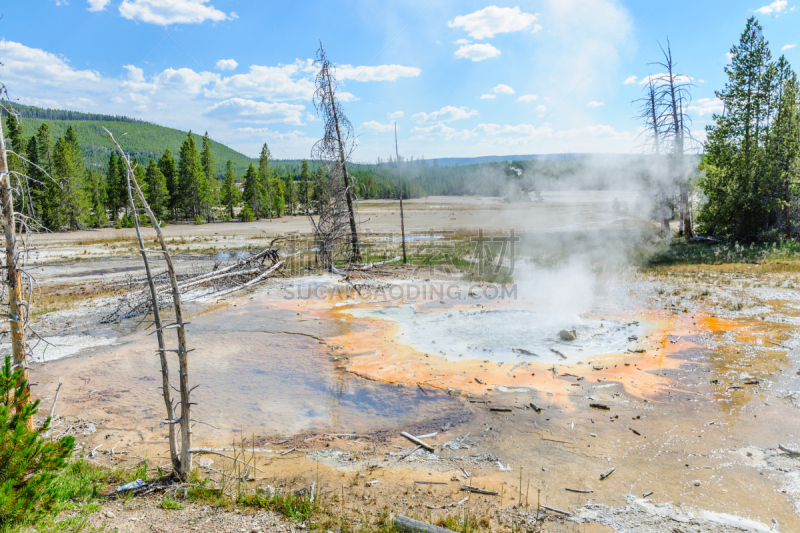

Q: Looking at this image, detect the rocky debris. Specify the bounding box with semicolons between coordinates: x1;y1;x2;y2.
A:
574;495;775;532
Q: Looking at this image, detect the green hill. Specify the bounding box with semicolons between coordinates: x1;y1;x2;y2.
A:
1;102;256;177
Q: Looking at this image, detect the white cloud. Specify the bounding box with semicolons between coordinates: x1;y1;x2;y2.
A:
517;94;539;102
454;38;471;45
388;111;404;119
215;59;238;71
454;43;501;62
638;73;693;86
687;97;724;117
0;39;104;88
782;44;797;50
755;0;788;15
361;121;395;132
586;101;605;107
448;6;539;39
480;94;496;99
492;83;515;95
87;0;110;11
154;67;217;94
531;24;542;33
623;75;638;85
335;64;421;82
410;123;476;141
119;0;235;25
204;98;305;125
205;60;315;100
535;104;547;113
412;106;478;123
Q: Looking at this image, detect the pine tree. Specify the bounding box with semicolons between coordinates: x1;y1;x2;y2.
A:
177;132;205;219
258;144;273;218
311;167;327;214
106;153;122;221
0;356;75;529
200;132;218;222
35;124;59;228
145;158;170;221
55;126;89;230
221;160;241;219
285;174;296;215
699;17;800;239
299;160;311;214
271;176;286;217
25;135;43;220
84;170;108;228
242;163;260;219
158;148;179;220
5;114;30;217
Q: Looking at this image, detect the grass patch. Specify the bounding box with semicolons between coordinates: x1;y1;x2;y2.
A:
160;496;184;510
644;240;800;268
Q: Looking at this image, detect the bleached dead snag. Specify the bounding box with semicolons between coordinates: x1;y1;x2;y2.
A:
0;120;31;429
104;127;191;478
394;122;407;264
635;78;671;237
655;40;695;239
120;133;179;470
311;43;361;265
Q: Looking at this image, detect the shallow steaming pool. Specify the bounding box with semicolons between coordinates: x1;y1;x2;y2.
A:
347;305;648;364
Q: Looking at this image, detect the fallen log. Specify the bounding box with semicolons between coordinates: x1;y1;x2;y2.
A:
460;485;498;496
401;431;435;452
395;514;457;533
600;467;615;480
541;504;572;516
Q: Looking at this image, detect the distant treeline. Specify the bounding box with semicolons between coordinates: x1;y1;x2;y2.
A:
1;102;256;176
3;102;150;124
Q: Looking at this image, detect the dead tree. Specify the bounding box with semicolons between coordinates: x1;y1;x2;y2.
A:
634;77;672;237
0;110;30;428
104;128;193;479
107;133;179;470
311;43;360;263
394;122;407;264
655;40;695;239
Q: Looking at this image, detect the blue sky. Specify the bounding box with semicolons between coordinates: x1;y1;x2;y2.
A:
0;0;798;161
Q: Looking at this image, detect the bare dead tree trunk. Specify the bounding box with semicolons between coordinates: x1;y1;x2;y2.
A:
119;145;179;470
636;76;672;238
312;43;361;264
394;123;407;264
0;123;30;429
659;41;693;239
104;127;192;478
325;71;360;262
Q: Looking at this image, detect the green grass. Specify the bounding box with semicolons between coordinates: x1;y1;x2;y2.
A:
644;240;800;268
160;496;184;510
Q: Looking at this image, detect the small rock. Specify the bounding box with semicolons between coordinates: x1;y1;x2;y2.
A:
397;381;407;387
693;480;701;486
559;330;577;341
105;511;115;518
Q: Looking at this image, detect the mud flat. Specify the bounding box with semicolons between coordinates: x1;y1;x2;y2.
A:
28;265;800;532
18;194;800;531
